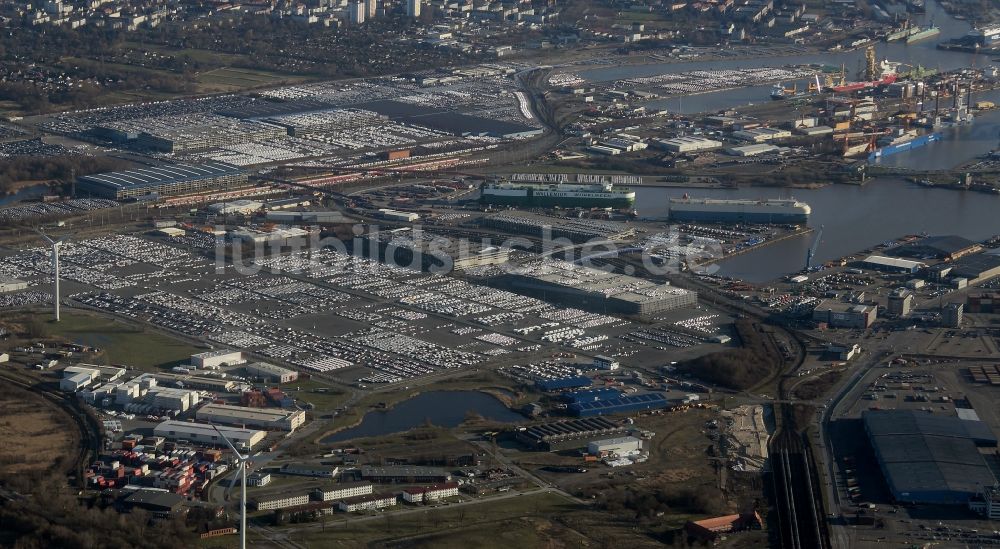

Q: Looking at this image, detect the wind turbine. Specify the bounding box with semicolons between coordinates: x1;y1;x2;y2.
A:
36;230;70;322
213;425;252;549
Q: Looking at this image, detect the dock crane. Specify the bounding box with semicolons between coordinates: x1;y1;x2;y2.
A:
806;225;824;271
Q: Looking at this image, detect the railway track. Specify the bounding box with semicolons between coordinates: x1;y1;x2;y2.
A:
769;425;828;549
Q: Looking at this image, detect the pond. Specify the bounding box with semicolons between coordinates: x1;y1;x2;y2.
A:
322;390;524;443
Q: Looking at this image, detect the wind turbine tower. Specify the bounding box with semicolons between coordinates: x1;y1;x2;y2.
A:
36;230;69;322
213;425;253;549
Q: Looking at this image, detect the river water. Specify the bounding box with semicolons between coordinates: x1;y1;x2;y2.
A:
322;390;523;443
635;180;1000;282
575;1;1000;169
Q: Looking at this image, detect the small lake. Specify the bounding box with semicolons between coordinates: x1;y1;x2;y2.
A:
322;390;524;443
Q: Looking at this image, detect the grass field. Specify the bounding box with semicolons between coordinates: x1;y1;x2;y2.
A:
280;492;583;547
0;383;78;475
47;312;204;371
195;67;308;93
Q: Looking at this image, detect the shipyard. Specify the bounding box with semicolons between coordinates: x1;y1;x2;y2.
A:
2;0;1000;546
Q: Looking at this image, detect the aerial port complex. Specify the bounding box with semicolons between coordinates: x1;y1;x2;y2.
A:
5;0;1000;547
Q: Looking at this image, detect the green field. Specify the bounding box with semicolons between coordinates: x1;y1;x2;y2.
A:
47;312;204;371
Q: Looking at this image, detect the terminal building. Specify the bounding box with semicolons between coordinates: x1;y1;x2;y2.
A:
195;403;306;432
77;162;247;200
496;260;697;317
864;410;997;505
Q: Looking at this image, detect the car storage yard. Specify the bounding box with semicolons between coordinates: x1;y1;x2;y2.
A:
0;231;728;386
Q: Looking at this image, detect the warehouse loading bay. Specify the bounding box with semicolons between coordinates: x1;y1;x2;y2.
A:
824;359;1000;547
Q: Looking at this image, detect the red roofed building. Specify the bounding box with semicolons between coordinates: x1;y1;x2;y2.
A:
684;511;763;541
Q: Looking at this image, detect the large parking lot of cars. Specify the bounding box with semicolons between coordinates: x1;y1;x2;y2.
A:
0;231;722;383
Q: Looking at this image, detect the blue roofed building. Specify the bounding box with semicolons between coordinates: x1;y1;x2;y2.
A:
535;376;592;392
569;392;669;417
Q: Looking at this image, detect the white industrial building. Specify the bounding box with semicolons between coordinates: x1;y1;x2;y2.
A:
248;473;272;487
338;493;397;512
725;144;780;156
378;209;420;222
196;403;306;432
312;482;374;502
115;374;158;405
587;436;642;456
732;127;792;143
251;493;310;511
206;199;263;215
0;277;29;293
154;420;267;450
191;350;244;369
654;136;723;153
60;369;99;392
147;387;201;412
593;355;620;371
245;362;298;383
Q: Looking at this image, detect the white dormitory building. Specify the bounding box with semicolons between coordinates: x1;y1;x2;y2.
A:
338;493;397;512
196;403;306;432
400;482;460;503
191;350;245;369
312;482;374;502
154;420;267;451
251;493;311;511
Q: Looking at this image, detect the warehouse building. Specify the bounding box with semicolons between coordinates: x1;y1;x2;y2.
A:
360;466;452;484
588;436;642;456
569;392;669;417
78;162;247;200
0;277;29;293
377;209;420;222
864;410;997;504
732;127;792;143
888;235;982;261
251;492;311;511
653;136;723;153
725;144;780;156
516;417;628;451
196;403;306;432
60;368;99;392
96;114;288;153
812;300;877;329
245;362;298;384
562;388;623;404
192;350;245;369
312;482;374;502
860;255;925;274
499;261;697;317
945;254;1000;285
206;200;263;216
279;463;338;477
154;420;267;451
966;293;1000;313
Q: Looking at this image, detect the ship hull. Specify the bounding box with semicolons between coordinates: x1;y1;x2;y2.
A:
669;210;808;223
481;194;636;208
867;132;941;162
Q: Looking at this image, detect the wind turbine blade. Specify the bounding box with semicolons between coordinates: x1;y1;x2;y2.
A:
211;424;246;459
228;468;242;491
34;229;54;244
